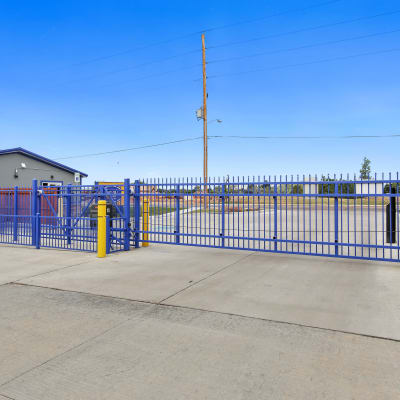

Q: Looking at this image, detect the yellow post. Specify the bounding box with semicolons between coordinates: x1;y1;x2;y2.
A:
97;200;107;257
142;197;149;247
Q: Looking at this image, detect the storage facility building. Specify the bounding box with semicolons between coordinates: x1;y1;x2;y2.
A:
0;147;87;187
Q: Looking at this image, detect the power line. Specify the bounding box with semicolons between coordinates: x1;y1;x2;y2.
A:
55;137;204;160
60;49;201;86
67;37;400;90
59;37;400;89
55;63;201;89
60;0;343;68
69;34;201;68
207;9;400;51
207;28;400;64
65;10;400;88
55;133;400;160
52;6;400;88
104;77;201;93
205;47;400;81
201;0;343;33
96;64;201;89
59;43;397;91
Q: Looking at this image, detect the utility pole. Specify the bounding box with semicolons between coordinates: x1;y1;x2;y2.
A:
201;33;208;194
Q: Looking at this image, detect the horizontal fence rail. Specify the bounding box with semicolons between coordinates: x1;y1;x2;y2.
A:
1;174;399;262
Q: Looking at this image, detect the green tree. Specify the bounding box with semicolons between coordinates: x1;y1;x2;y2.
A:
246;184;255;194
360;157;371;180
318;177;354;195
318;176;335;195
291;184;303;194
259;183;271;193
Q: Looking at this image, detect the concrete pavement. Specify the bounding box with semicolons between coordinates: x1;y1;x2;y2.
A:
165;250;400;340
17;245;249;303
0;244;399;399
0;245;93;285
14;244;400;340
1;284;399;400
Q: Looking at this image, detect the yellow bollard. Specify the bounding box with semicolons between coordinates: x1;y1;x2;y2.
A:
142;197;149;247
97;200;107;257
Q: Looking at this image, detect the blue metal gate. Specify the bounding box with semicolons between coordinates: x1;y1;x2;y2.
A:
131;174;400;262
100;181;130;253
1;175;399;262
0;180;131;253
36;183;98;251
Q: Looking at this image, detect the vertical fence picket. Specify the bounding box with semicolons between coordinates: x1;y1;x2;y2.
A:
124;178;130;251
273;182;278;252
175;183;180;244
66;185;72;245
35;212;40;249
221;182;225;248
134;180;140;248
13;186;18;242
31;179;38;246
334;182;339;256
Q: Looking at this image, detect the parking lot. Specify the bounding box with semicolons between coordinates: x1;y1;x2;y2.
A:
0;244;399;399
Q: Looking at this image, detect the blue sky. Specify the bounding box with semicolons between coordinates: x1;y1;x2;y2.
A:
1;0;399;183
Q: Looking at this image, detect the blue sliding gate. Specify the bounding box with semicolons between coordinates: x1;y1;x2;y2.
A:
131;174;400;262
1;175;400;262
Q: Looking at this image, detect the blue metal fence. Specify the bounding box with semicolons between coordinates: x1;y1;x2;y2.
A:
1;175;399;262
0;186;33;246
0;181;120;252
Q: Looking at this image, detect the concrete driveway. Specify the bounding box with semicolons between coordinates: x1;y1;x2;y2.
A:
0;244;399;399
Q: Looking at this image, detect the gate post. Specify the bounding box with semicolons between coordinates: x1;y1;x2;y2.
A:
175;184;180;244
98;184;106;201
273;183;278;251
220;183;225;247
66;184;72;245
134;180;141;248
123;178;131;251
13;186;18;242
31;179;38;247
97;200;107;258
334;182;339;255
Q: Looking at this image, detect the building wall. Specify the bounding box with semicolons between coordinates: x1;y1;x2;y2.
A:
355;182;384;196
0;153;80;187
303;177;317;195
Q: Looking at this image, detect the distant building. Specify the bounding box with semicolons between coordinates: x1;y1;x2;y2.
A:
0;147;88;187
355;181;384;196
303;177;318;195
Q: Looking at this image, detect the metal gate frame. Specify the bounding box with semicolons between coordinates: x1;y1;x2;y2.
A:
0;180;132;253
1;175;399;262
